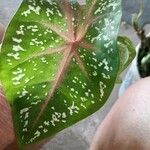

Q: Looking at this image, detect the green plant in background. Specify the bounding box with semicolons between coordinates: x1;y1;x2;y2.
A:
0;0;135;148
132;4;150;77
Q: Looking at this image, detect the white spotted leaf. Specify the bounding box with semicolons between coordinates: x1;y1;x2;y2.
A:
0;0;122;147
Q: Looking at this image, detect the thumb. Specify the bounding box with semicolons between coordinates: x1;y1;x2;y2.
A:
0;23;5;43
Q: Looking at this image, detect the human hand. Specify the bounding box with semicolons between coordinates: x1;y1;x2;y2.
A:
90;77;150;150
0;88;15;150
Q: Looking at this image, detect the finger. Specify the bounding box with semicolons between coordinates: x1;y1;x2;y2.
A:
0;88;15;150
90;77;150;150
0;23;5;43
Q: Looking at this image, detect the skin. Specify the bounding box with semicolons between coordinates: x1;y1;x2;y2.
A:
0;88;15;150
0;23;4;42
90;77;150;150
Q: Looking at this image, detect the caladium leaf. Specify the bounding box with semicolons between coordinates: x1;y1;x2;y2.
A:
0;0;122;147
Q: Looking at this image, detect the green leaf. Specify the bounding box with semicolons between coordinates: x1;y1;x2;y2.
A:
132;3;144;32
0;0;122;147
116;36;136;83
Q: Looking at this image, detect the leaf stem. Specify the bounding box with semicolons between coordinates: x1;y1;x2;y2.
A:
33;44;75;126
